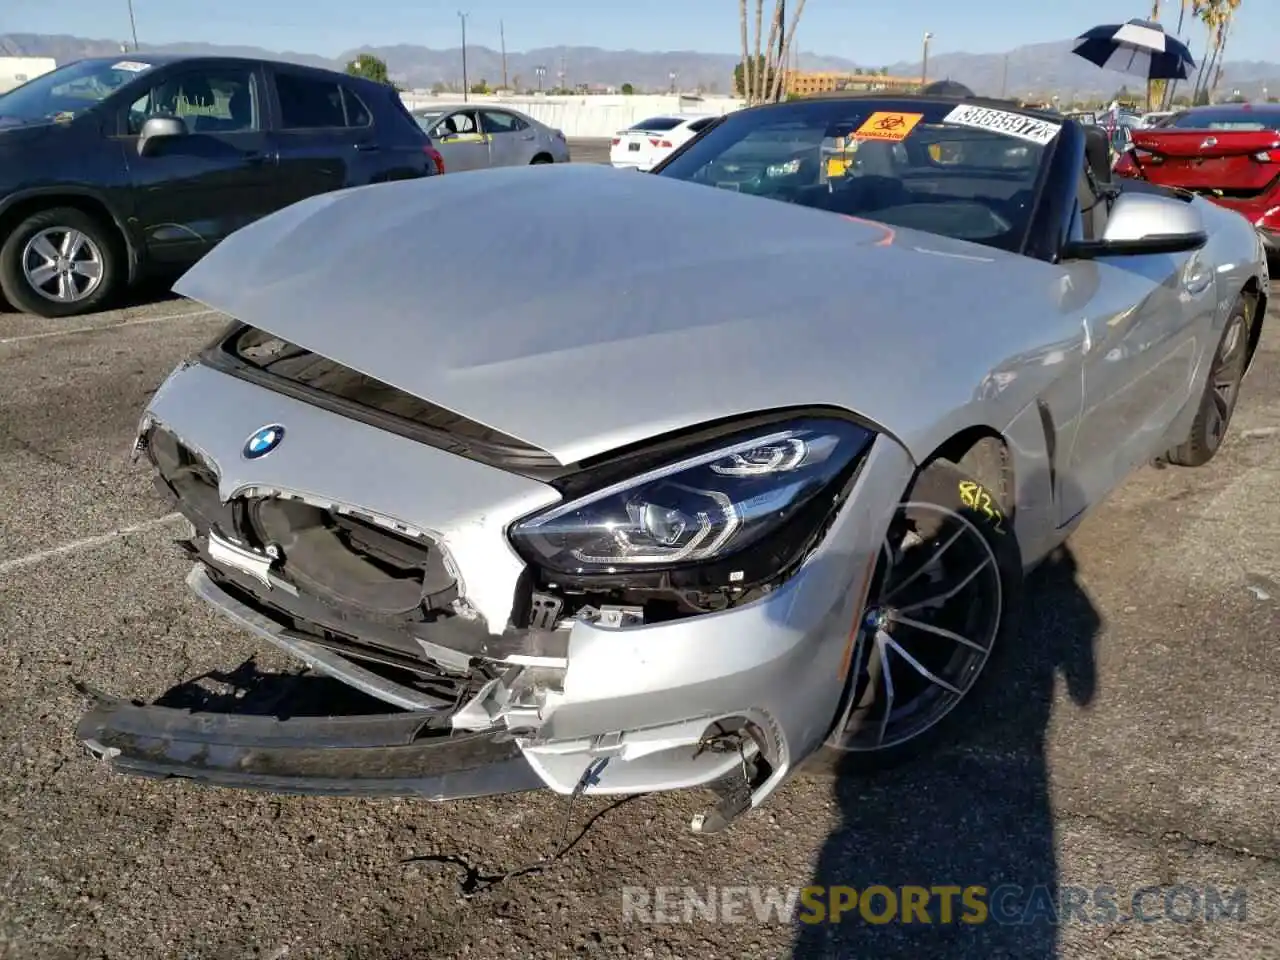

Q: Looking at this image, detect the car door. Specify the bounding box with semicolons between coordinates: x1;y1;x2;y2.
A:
119;62;277;265
479;109;534;166
1057;166;1206;523
268;68;387;206
430;110;490;171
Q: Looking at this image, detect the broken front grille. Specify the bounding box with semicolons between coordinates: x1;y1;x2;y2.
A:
147;424;464;658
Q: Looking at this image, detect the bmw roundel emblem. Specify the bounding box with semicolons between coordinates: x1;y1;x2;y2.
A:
242;424;285;460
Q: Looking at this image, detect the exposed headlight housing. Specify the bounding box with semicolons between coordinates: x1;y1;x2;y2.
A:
509;417;872;580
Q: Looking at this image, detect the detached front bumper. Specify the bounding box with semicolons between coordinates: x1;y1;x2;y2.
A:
77;691;543;799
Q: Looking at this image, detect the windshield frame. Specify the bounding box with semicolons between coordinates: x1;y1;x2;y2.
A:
0;57;156;125
651;95;1069;257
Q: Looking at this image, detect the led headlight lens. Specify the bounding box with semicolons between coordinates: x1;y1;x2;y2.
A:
509;418;871;575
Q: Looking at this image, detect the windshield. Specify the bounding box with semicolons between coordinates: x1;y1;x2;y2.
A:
0;58;153;124
1165;108;1280;131
657;99;1060;253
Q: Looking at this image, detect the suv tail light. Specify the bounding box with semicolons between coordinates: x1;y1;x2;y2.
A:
424;144;445;174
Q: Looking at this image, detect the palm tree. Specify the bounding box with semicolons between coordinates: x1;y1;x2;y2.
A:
752;0;765;102
769;0;808;102
759;0;785;102
738;1;808;104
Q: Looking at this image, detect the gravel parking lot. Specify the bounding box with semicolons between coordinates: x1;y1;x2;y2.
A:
1;247;1278;954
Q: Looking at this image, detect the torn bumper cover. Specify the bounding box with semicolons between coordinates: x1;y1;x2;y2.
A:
76;692;545;799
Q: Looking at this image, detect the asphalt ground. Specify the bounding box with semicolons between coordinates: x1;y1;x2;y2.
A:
0;194;1278;957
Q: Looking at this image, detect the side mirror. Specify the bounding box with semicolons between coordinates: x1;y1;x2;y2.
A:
1062;190;1208;259
137;115;187;156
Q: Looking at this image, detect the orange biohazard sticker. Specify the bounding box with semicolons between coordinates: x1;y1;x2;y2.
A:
855;111;923;142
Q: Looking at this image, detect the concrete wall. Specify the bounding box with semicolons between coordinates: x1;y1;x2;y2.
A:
0;57;57;94
399;92;746;138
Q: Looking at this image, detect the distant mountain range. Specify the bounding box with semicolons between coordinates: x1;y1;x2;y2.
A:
3;31;1279;100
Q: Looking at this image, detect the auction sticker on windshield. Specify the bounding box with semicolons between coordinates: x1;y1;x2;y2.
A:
111;61;152;73
855;111;924;142
943;104;1061;145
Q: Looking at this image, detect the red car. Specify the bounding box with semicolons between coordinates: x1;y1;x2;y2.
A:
1114;103;1280;250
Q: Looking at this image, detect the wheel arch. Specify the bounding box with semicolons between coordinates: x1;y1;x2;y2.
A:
919;425;1014;509
0;190;138;283
530;151;554;164
1241;275;1268;374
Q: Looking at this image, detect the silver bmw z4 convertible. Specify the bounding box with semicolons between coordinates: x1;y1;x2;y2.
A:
78;94;1269;833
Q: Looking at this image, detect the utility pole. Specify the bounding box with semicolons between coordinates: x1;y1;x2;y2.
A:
558;55;567;93
535;65;546;92
125;0;139;51
458;11;469;102
500;20;508;91
921;31;933;89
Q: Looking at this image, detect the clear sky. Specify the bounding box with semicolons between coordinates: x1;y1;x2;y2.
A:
5;0;1276;64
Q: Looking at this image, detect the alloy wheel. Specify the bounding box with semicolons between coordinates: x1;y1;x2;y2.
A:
21;227;105;304
1205;313;1248;451
834;501;1003;752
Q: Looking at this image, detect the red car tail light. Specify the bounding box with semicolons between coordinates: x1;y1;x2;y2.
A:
611;138;621;145
1114;152;1138;176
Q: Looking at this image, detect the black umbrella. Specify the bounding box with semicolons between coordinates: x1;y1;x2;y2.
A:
1072;18;1196;81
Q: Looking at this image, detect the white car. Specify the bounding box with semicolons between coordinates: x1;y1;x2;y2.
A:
610;114;718;171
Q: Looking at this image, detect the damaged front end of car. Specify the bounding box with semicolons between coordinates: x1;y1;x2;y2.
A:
77;322;914;832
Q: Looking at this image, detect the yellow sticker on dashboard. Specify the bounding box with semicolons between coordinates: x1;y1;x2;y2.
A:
855;111;923;142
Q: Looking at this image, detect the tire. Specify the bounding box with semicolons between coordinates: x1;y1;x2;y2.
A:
1163;294;1251;468
530;154;553;164
802;457;1024;776
0;207;122;318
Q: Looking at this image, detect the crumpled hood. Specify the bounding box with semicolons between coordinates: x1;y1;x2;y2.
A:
175;163;1068;465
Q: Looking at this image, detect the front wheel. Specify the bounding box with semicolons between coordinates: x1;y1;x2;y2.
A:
804;459;1024;775
0;207;122;318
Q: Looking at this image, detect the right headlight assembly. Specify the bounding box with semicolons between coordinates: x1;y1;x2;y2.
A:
508;417;873;580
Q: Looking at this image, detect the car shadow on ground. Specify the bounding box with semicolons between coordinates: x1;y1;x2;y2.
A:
792;546;1100;959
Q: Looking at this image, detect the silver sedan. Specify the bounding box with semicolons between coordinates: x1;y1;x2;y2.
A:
412;104;571;172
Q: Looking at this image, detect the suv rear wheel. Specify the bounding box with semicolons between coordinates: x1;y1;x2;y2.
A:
0;207;122;318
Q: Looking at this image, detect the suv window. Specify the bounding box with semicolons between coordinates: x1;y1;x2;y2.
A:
342;87;372;127
479;110;527;133
127;66;259;135
275;72;351;129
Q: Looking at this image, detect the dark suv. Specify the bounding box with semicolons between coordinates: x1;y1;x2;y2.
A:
0;55;442;318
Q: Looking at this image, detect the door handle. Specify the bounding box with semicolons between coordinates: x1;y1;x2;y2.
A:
521;134;535;140
354;142;381;152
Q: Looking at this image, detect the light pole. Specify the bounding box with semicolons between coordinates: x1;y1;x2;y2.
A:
125;0;139;51
921;31;933;89
669;70;677;95
458;11;469;102
535;65;546;92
